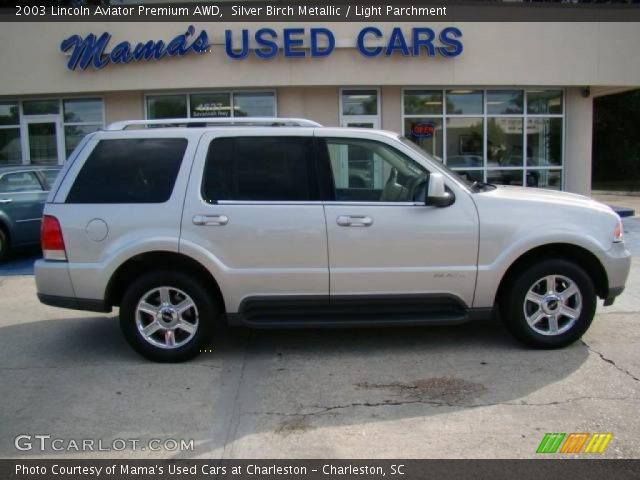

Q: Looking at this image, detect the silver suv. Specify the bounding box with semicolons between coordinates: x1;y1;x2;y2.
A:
35;118;631;362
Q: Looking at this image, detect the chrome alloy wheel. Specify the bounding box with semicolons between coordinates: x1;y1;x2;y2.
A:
135;286;199;349
523;275;582;336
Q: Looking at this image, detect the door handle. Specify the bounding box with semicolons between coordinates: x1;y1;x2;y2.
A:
192;214;229;226
336;215;373;227
0;198;12;204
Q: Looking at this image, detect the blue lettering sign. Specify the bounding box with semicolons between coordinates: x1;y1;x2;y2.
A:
225;29;249;59
61;26;463;70
357;27;383;57
385;27;410;56
283;28;306;57
438;27;464;57
310;28;335;57
60;25;210;71
255;28;278;59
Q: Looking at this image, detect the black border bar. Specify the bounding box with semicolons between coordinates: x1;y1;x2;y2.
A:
3;1;640;22
4;459;640;480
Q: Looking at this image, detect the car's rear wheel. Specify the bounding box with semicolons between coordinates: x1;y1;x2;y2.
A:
120;270;217;362
501;259;596;348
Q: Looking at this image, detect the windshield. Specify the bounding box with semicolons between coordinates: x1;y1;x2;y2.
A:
398;135;475;189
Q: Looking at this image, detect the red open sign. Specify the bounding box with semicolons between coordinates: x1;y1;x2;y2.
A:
411;122;436;138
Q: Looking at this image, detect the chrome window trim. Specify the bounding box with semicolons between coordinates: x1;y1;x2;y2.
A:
214;200;426;207
15;218;42;223
0;191;46;195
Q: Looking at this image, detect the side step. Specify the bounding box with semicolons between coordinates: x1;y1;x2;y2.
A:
226;295;493;329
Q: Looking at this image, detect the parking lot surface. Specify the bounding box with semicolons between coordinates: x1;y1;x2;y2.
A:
0;218;638;459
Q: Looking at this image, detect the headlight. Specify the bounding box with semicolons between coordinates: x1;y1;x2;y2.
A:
613;218;624;243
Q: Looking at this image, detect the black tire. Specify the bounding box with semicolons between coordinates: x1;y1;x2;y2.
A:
0;228;8;263
120;270;218;362
500;258;596;349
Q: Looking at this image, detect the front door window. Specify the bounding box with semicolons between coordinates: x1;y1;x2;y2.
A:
323;138;428;203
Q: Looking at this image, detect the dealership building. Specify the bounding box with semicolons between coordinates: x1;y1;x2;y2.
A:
0;21;639;194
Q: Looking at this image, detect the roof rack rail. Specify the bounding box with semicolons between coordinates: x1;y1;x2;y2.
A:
106;117;322;130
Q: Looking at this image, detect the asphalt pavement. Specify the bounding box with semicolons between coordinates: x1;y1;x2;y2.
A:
0;219;638;459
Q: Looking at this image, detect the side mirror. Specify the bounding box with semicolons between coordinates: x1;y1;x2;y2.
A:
425;173;455;207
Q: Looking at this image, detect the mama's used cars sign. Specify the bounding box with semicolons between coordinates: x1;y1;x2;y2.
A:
60;25;463;71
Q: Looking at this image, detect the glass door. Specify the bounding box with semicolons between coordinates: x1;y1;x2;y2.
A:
22;115;65;165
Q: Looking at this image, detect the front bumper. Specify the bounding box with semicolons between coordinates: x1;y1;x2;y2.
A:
599;242;632;306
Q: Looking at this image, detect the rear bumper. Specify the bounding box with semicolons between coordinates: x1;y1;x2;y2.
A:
35;259;111;313
37;293;111;313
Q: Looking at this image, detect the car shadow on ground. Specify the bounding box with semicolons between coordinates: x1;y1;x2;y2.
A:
0;314;589;458
0;247;40;276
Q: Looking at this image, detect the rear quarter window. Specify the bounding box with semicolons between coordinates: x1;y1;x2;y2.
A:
66;138;187;204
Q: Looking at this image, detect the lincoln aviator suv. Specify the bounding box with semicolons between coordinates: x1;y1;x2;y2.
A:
35;118;631;362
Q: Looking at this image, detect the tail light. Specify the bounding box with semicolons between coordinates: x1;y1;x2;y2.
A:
41;215;67;261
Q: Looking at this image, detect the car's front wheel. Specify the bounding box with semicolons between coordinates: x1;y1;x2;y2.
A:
501;259;597;348
120;270;217;362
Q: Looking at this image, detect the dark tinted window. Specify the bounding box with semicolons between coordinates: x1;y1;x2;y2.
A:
67;138;187;203
202;137;315;202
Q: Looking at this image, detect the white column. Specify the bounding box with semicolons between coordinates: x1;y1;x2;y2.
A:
564;87;594;195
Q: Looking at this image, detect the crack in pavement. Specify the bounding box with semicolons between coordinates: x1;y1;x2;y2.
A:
582;340;640;383
244;394;639;419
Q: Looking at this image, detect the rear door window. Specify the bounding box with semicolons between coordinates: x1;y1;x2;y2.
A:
66;138;187;203
0;171;44;193
202;136;318;202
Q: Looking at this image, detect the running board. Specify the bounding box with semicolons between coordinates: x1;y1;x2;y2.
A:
225;294;493;328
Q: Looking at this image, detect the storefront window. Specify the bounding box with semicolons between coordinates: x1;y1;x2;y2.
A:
147;92;276;120
0;101;21;164
488;118;524;167
0;101;19;125
487;90;523;115
64;125;100;156
487;169;525;187
446;90;483;115
22;99;59;115
526;118;562;167
0;129;21;164
531;169;562;190
403;118;443;160
147;95;188;119
0;98;104;164
63;98;104;156
403;89;564;189
233;92;276;117
190;93;231;118
527;90;563;115
63;99;103;123
446;117;484;163
404;91;442;115
341;90;378;116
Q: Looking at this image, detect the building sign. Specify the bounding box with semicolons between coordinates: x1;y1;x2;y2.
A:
411;122;437;138
60;25;463;71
